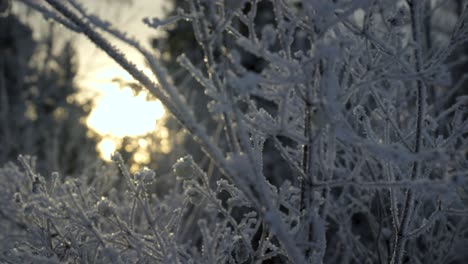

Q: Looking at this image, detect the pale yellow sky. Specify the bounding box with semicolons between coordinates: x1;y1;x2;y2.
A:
14;0;173;160
78;0;172;160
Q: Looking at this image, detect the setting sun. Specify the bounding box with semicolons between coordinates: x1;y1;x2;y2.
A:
87;86;164;137
84;65;165;160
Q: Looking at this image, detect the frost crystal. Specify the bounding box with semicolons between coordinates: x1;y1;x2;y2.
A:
134;167;156;183
173;155;195;180
97;197;115;217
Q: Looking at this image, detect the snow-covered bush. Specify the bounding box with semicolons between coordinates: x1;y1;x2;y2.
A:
3;0;468;263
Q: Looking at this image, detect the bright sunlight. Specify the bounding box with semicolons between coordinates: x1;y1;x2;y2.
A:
85;66;165;160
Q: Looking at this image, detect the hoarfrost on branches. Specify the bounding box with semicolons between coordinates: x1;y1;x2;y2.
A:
2;0;468;263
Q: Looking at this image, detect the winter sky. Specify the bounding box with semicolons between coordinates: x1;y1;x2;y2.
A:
15;0;173;159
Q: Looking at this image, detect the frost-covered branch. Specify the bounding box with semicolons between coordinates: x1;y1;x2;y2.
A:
5;0;468;263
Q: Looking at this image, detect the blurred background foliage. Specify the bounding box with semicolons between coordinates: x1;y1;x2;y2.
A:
0;10;101;176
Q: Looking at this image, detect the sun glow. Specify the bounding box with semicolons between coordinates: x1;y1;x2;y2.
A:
97;138;117;160
85;66;165;161
87;86;164;137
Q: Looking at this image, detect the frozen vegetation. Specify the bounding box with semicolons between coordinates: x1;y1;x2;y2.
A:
1;0;468;263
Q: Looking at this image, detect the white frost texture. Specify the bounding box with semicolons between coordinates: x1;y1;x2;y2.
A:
2;0;468;263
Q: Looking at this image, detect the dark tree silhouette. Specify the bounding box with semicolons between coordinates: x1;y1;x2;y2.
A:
0;13;100;176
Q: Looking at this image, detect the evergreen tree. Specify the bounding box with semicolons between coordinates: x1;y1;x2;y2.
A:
0;13;100;176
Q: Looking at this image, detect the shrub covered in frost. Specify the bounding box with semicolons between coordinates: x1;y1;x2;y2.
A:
3;0;468;263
